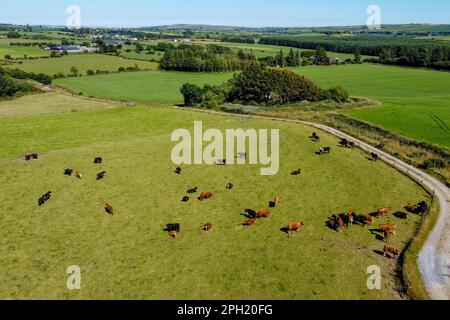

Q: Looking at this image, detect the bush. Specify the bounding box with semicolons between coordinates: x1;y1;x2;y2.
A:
86;70;95;76
420;158;446;170
180;83;203;106
325;86;349;102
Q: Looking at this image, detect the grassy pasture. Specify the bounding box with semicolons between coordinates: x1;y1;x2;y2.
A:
55;63;450;148
55;71;233;104
289;64;450;149
0;92;116;119
0;45;49;58
0;100;427;299
8;54;158;76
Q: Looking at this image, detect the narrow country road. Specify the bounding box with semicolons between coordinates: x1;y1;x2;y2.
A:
176;107;450;300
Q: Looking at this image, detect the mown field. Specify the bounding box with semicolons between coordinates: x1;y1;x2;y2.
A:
7;54;158;76
56;64;450;148
55;71;233;104
0;93;427;299
0;92;117;119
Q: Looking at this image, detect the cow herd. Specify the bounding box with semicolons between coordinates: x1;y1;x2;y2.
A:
30;130;428;264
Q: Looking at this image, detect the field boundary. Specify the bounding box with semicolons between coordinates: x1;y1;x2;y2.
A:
174;106;450;300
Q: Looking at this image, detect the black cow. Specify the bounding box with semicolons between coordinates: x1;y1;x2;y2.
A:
226;183;234;190
97;171;106;180
94;157;103;164
371;153;380;162
181;196;190;202
318;147;331;155
187;187;198;194
38;191;52;206
311;132;320;142
291;169;302;176
175;167;182;175
339;139;355;148
64;169;74;176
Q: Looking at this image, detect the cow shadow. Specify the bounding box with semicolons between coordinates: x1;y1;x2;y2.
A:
366;157;375;162
373;250;385;257
241;209;256;219
269;201;276;208
280;227;290;235
375;234;385;242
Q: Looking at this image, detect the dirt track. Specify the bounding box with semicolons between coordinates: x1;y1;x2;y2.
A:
176;107;450;300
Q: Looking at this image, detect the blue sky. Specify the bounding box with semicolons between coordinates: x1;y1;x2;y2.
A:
1;0;449;27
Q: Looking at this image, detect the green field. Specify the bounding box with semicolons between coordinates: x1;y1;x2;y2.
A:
55;64;450;148
8;54;158;76
55;71;233;104
0;92;117;119
0;93;427;299
192;40;369;60
0;45;49;58
289;64;450;149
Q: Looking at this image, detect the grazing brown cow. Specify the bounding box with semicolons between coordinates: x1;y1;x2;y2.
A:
244;219;255;226
169;231;177;238
404;203;417;213
347;211;354;227
337;217;345;233
383;245;400;258
287;221;304;235
75;172;83;179
199;192;213;200
255;210;271;218
377;207;392;217
274;195;279;208
105;204;114;215
203;223;212;231
383;229;395;243
363;215;375;224
326;218;336;229
380;224;397;235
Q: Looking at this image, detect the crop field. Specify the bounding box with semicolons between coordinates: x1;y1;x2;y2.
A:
0;44;49;58
55;71;233;104
8;54;158;76
0;94;428;299
289;64;450;149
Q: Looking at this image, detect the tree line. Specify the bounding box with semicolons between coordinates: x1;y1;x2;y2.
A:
260;35;450;70
159;44;258;72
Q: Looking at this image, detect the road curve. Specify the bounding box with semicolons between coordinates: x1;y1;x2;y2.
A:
175;107;450;300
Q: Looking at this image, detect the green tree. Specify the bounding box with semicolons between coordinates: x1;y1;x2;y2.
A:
6;31;20;39
180;83;203;106
315;47;329;65
70;66;79;76
354;48;362;64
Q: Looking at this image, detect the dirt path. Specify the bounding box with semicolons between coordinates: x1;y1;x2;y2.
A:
175;107;450;300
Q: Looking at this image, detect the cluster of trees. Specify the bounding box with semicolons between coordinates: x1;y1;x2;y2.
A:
180;63;349;107
260;35;450;70
376;45;450;70
160;44;257;72
0;70;36;99
220;36;256;44
0;67;52;85
258;48;302;67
